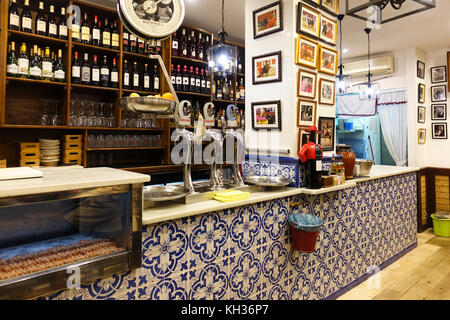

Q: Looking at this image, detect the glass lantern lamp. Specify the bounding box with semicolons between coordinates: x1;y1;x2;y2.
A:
335;14;352;94
359;28;379;101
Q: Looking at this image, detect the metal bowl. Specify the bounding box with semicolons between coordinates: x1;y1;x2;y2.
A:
143;185;190;202
244;176;292;187
355;159;374;176
119;96;176;114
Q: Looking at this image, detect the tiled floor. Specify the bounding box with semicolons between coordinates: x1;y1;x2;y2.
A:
338;229;450;300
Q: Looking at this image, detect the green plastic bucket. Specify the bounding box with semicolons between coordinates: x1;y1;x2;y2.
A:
431;214;450;237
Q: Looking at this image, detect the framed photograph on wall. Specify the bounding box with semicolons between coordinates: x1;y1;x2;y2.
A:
319;45;338;75
295;35;319;69
320;14;337;45
418;106;426;123
252;51;282;85
431;104;447;120
418;129;426;144
297;69;317;99
318;116;335;151
431;66;447;83
418;83;426;104
253;1;283;39
297;3;320;38
320;0;339;15
298;128;311;151
297;99;317;128
251;100;282;131
431;85;447;102
319;78;336;105
432;123;448;139
417;61;425;79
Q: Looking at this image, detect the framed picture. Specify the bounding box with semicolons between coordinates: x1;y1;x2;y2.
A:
297;69;317;99
431;85;447;102
318;117;335;151
297;3;321;38
253;1;283;39
298;128;311;151
295;35;319;69
297;99;317;128
320;14;337;45
320;0;339;15
418;129;426;145
418;84;426;104
432;123;448;139
251;100;282;131
417;106;426;124
431;66;447;83
431;104;447;121
252;51;282;85
319;45;338;75
319;78;336;105
417;61;425;79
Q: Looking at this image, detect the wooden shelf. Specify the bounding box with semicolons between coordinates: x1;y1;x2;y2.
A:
71;83;119;92
8;29;69;45
171;56;208;65
87;147;165;151
123;51;157;60
72;42;120;54
2;124;163;132
122;89;160;96
176;91;211;98
237;73;245;77
213;99;237;104
6;77;67;86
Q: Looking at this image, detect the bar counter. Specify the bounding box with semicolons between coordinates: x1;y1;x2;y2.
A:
38;165;418;300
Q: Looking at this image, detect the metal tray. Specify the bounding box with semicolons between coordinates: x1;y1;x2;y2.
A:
119;96;177;114
244;176;292;187
143;185;190;202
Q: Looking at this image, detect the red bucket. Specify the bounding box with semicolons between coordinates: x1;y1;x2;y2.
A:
290;226;320;253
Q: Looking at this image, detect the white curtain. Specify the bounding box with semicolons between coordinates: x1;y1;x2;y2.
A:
337;93;377;119
378;90;408;167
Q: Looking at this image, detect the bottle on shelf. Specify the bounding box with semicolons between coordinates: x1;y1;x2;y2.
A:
81;12;91;44
36;2;47;36
123;60;130;89
229;79;234;100
100;55;110;87
132;61;140;90
171;64;176;87
91;54;100;86
223;78;229;100
211;74;216;97
205;35;211;58
58;7;68;40
197;33;205;61
18;43;29;78
216;79;223;100
147;38;156;53
123;28;130;52
182;65;189;92
21;0;32;34
155;40;162;55
206;69;211;94
200;69;207;94
72;10;81;43
175;65;182;91
92;15;101;46
7;42;19;77
189;65;195;93
180;28;188;58
42;47;53;80
189;30;196;60
111;21;120;50
48;5;58;38
102;17;111;48
129;33;137;53
153;65;160;92
81;53;91;85
9;0;20;31
143;63;150;91
72;51;81;84
172;31;179;57
195;67;201;93
238;78;245;101
29;44;42;80
111;57;119;88
138;37;145;54
54;49;65;82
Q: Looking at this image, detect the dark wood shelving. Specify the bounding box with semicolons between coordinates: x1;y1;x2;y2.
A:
237;73;245;77
171;56;208;65
6;76;68;86
8;29;69;45
72;42;120;54
176;91;211;98
122;89;160;96
87;147;165;151
71;83;119;92
123;51;157;60
213;99;237;104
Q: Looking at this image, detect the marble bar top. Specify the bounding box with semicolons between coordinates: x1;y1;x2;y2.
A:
142;165;420;225
0;166;150;198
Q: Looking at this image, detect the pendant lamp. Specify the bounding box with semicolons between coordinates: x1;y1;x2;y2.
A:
358;28;379;101
335;14;352;94
207;0;237;76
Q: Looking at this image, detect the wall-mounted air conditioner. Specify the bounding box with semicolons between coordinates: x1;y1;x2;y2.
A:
343;56;394;79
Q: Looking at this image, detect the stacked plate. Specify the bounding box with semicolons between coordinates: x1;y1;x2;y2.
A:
39;139;61;167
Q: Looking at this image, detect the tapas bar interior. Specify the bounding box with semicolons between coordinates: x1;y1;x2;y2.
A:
0;0;449;301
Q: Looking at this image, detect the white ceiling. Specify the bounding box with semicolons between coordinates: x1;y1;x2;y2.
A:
95;1;450;58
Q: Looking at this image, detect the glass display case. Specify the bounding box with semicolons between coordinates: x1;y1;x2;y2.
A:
0;184;142;300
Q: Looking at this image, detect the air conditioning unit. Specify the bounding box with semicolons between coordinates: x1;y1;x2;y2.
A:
343;56;394;79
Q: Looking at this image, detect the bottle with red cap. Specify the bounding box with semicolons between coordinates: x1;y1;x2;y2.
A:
298;126;323;189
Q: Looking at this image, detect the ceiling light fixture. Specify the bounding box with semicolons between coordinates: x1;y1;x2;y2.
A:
335;14;352;95
358;27;379;101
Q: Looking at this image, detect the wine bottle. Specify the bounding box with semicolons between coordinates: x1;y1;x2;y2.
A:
9;0;20;31
180;28;188;57
81;12;91;44
238;78;245;101
111;58;119;88
198;33;205;61
48;5;58;38
54;49;65;82
156;40;162;55
29;45;42;80
58;7;68;40
91;55;100;86
147;38;156;53
81;53;91;85
189;65;195;92
21;0;32;33
182;65;189;92
100;55;110;87
223;78;229;100
92;15;101;46
72;10;81;43
171;64;176;87
195;67;201;93
138;38;146;54
18;43;29;78
36;2;47;36
206;69;211;94
132;61;140;90
175;65;182;91
111;21;120;50
143;64;150;91
200;69;206;94
102;17;111;48
189;31;196;60
172;31;179;57
229;79;234;100
72;51;81;84
42;47;53;80
123;29;129;52
123;60;130;89
130;33;137;53
216;79;223;100
7;42;19;77
153;65;160;92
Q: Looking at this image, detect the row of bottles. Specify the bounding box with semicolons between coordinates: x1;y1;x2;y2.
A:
72;12;120;49
171;27;211;62
212;77;245;101
7;41;65;81
123;60;160;92
123;32;162;55
171;64;210;94
72;51;118;88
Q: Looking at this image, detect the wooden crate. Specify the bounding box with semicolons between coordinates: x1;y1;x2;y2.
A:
64;135;83;144
63;149;82;158
20;159;40;167
0;160;6;168
20;150;40;159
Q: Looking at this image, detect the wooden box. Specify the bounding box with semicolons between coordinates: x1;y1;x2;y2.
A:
20;159;40;167
0;160;6;168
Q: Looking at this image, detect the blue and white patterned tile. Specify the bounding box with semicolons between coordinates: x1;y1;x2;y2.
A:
261;198;289;245
289;272;313;300
310;263;332;300
229;250;261;300
137;272;189;300
229;204;262;254
189;259;229;300
260;241;289;292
